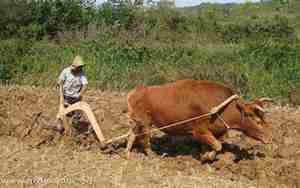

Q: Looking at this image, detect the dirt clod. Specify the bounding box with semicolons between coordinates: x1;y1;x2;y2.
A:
277;145;298;158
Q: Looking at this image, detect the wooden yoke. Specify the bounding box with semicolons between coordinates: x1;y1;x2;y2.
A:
56;101;106;143
210;94;239;114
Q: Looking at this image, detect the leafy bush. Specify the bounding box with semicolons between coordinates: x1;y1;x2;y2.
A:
220;16;296;43
0;0;97;40
0;39;33;80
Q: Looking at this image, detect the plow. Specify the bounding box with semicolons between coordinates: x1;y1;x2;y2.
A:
55;92;240;150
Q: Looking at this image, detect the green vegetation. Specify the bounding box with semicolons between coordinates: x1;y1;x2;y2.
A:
0;0;299;98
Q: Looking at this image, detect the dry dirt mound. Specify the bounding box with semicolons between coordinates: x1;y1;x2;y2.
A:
1;86;300;187
0;86;129;148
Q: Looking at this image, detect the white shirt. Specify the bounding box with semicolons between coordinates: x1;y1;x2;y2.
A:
58;67;88;98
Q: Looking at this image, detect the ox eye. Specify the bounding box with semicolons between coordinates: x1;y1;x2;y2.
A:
248;115;262;124
245;112;254;117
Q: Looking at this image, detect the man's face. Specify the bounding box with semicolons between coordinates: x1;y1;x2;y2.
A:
71;66;83;74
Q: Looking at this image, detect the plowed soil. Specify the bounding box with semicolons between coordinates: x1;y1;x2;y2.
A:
1;86;300;188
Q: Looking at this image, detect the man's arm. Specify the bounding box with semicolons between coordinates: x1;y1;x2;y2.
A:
80;84;88;99
79;74;88;100
57;68;66;89
57;69;66;107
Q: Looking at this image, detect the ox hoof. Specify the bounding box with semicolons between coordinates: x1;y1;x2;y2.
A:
99;143;108;150
126;152;132;160
100;144;116;154
201;151;217;162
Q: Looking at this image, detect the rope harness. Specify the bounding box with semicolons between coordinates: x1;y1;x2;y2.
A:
130;112;231;139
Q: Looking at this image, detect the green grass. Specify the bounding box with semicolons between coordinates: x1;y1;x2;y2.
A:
1;38;299;99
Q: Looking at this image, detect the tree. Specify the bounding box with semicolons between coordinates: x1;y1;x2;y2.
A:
0;0;32;39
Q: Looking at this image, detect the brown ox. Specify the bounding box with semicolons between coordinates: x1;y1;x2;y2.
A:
126;79;272;159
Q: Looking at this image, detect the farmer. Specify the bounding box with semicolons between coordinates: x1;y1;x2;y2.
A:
58;55;88;106
56;55;88;131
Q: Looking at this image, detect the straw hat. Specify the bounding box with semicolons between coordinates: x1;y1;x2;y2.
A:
71;55;85;68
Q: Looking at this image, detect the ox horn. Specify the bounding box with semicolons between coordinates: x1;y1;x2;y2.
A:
253;104;267;113
254;104;270;113
258;97;274;103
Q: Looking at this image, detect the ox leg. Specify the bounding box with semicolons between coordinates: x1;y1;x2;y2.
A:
193;128;222;162
126;128;136;159
125;120;145;159
126;120;153;159
140;124;154;157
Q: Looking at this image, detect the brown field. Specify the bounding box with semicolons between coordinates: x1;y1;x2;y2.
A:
1;86;300;188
